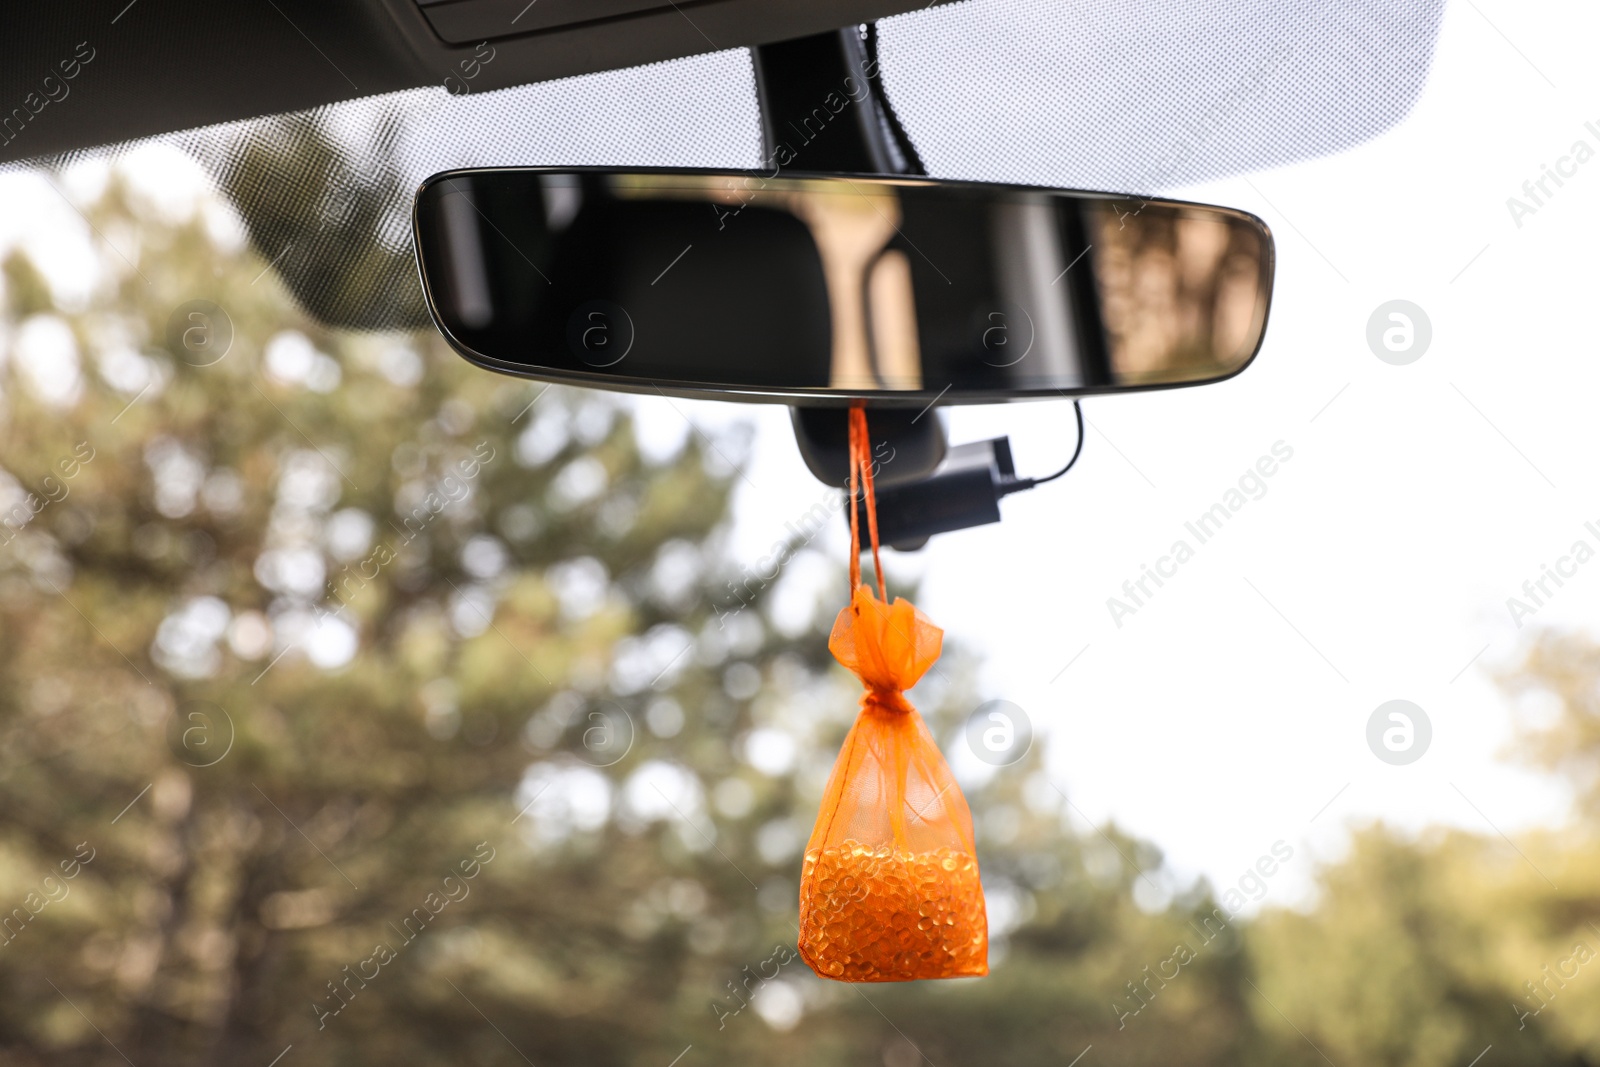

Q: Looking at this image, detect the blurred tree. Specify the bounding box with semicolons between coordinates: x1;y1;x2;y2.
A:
0;133;1278;1067
1239;632;1600;1067
1246;825;1600;1067
39;113;1600;1067
189;104;430;331
1503;632;1600;819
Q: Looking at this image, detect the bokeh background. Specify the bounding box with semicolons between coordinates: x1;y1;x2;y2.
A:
3;1;1600;1064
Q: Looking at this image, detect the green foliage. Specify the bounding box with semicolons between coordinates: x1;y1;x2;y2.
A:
2;250;52;320
0;157;1230;1066
1248;823;1600;1067
2;127;1598;1067
1501;632;1600;819
196;106;429;331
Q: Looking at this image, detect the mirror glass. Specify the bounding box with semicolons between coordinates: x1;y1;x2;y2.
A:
413;169;1274;403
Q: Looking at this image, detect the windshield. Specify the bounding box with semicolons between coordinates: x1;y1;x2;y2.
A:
2;1;1597;1064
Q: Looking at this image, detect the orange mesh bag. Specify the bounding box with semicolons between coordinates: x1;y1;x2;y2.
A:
798;408;988;982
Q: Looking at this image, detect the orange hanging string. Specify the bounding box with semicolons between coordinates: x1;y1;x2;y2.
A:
847;412;861;596
801;406;988;984
848;405;886;601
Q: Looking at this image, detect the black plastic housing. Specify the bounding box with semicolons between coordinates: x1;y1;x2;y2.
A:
855;438;1017;550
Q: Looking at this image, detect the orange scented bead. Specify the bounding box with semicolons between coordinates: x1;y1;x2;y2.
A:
799;841;987;981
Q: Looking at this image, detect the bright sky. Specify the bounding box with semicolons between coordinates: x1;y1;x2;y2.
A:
2;0;1595;910
687;0;1600;907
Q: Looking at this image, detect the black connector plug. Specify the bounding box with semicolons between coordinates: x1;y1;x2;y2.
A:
858;437;1027;550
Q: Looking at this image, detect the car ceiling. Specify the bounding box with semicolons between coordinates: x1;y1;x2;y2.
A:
0;0;954;164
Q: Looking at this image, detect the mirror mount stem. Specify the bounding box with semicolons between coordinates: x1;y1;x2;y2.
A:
751;24;925;179
756;25;1092;547
756;23;960;528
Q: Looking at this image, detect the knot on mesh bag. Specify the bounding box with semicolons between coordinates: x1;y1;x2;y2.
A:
797;407;988;983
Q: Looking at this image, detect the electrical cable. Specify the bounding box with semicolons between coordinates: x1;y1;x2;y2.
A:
1002;400;1084;494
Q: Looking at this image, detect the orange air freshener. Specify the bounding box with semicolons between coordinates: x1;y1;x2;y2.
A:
797;407;988;983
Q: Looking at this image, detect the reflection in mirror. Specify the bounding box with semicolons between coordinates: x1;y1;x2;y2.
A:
414;169;1273;403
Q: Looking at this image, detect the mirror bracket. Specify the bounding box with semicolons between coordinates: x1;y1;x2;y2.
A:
753;28;1095;546
791;406;947;489
755;23;973;527
817;402;1086;553
751;24;923;178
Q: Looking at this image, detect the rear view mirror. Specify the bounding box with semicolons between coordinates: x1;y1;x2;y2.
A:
413;168;1274;403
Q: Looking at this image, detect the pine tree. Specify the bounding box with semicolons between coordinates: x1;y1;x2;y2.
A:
0;130;1285;1067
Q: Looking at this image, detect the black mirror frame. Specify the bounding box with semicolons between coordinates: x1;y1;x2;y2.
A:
411;165;1276;408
